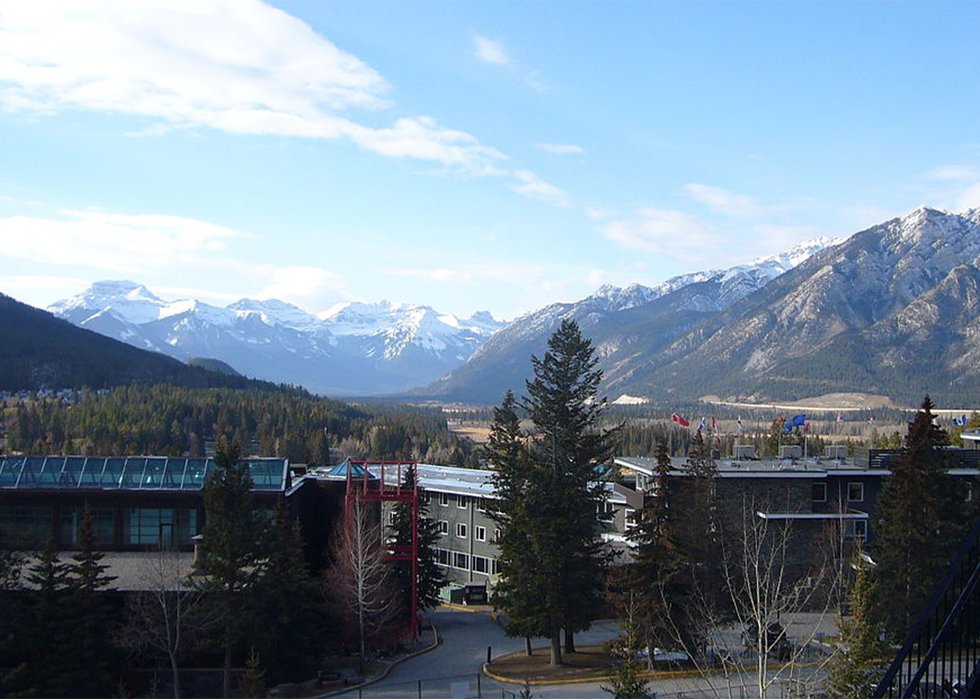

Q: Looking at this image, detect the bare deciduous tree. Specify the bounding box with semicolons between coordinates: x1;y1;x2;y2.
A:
324;497;399;668
119;551;215;699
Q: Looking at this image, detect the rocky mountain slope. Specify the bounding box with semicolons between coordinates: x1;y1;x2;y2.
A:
424;207;980;407
420;238;837;404
49;282;504;395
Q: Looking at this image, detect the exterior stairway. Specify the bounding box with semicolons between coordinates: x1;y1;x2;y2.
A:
873;516;980;698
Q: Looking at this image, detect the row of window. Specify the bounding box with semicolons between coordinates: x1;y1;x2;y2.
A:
434;547;500;575
811;482;865;503
434;493;488;511
435;520;496;542
0;506;199;547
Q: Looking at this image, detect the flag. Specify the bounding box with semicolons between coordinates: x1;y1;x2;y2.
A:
710;416;717;432
953;415;968;426
671;413;690;427
788;414;807;428
804;420;811;433
736;416;744;433
836;413;843;422
697;417;706;433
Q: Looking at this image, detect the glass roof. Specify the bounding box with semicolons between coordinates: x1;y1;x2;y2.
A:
0;456;287;492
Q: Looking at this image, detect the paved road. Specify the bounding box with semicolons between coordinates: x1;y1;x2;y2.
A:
334;608;623;698
332;609;831;698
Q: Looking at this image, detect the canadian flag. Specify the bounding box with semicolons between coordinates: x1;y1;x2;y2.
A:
671;413;690;427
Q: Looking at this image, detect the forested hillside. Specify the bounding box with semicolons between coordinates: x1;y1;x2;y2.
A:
2;384;476;466
0;293;256;391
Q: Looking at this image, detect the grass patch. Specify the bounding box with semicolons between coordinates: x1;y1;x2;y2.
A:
487;645;616;683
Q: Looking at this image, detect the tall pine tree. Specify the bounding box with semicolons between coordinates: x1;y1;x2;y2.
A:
626;438;686;665
249;500;326;685
389;463;446;616
493;321;615;666
193;437;268;698
873;396;967;640
488;390;548;655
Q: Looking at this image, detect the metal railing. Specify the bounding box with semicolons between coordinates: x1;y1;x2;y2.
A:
873;516;980;698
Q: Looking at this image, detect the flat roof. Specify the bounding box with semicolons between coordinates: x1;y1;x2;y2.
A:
0;455;289;492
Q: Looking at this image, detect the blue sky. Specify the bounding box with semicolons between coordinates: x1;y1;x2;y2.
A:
1;1;978;320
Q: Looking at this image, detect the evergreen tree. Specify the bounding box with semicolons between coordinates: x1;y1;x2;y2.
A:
488;391;548;654
826;547;887;698
389;464;446;617
249;500;326;685
675;431;727;653
495;321;615;666
193;437;268;698
873;396;967;640
626;438;686;664
61;508;120;697
11;539;72;697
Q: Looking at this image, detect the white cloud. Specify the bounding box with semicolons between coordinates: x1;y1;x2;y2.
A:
684;183;763;218
958;182;980;211
0;1;505;175
473;36;511;66
601;208;723;261
509;170;571;207
255;265;350;311
0;210;247;272
536;143;585;155
925;165;979;182
585;206;612;220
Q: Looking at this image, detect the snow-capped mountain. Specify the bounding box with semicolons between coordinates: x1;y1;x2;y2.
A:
49;283;504;395
424;207;980;407
421;237;840;404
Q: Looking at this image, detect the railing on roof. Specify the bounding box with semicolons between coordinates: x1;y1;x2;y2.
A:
872;516;980;698
0;455;287;491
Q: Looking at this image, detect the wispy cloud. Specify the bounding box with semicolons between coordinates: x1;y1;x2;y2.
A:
536;143;585;156
473;36;511;66
0;210;246;272
601;208;723;262
684;183;764;218
509;170;571;207
0;1;505;175
924;165;980;182
958;182;980;210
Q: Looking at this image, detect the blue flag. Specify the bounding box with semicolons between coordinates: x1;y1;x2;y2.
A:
788;414;807;428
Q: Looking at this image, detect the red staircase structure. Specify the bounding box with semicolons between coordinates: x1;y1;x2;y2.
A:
344;460;420;640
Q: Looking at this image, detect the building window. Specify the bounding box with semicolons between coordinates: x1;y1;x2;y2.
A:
491;559;500;575
494;528;501;543
0;506;52;547
457;494;468;509
437;520;449;535
387;510;397;526
125;508;197;548
60;507;114;545
456;522;468;539
474;555;490;574
439;492;449;507
624;508;638;531
477;498;488;512
811;483;827;503
435;548;449;566
846;520;868;541
475;525;487;542
452;552;470;570
847;482;865;503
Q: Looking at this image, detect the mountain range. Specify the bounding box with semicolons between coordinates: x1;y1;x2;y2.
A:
49;284;503;395
423;207;980;407
39;207;980;407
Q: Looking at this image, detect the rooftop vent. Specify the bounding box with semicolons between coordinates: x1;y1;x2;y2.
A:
779;445;802;460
